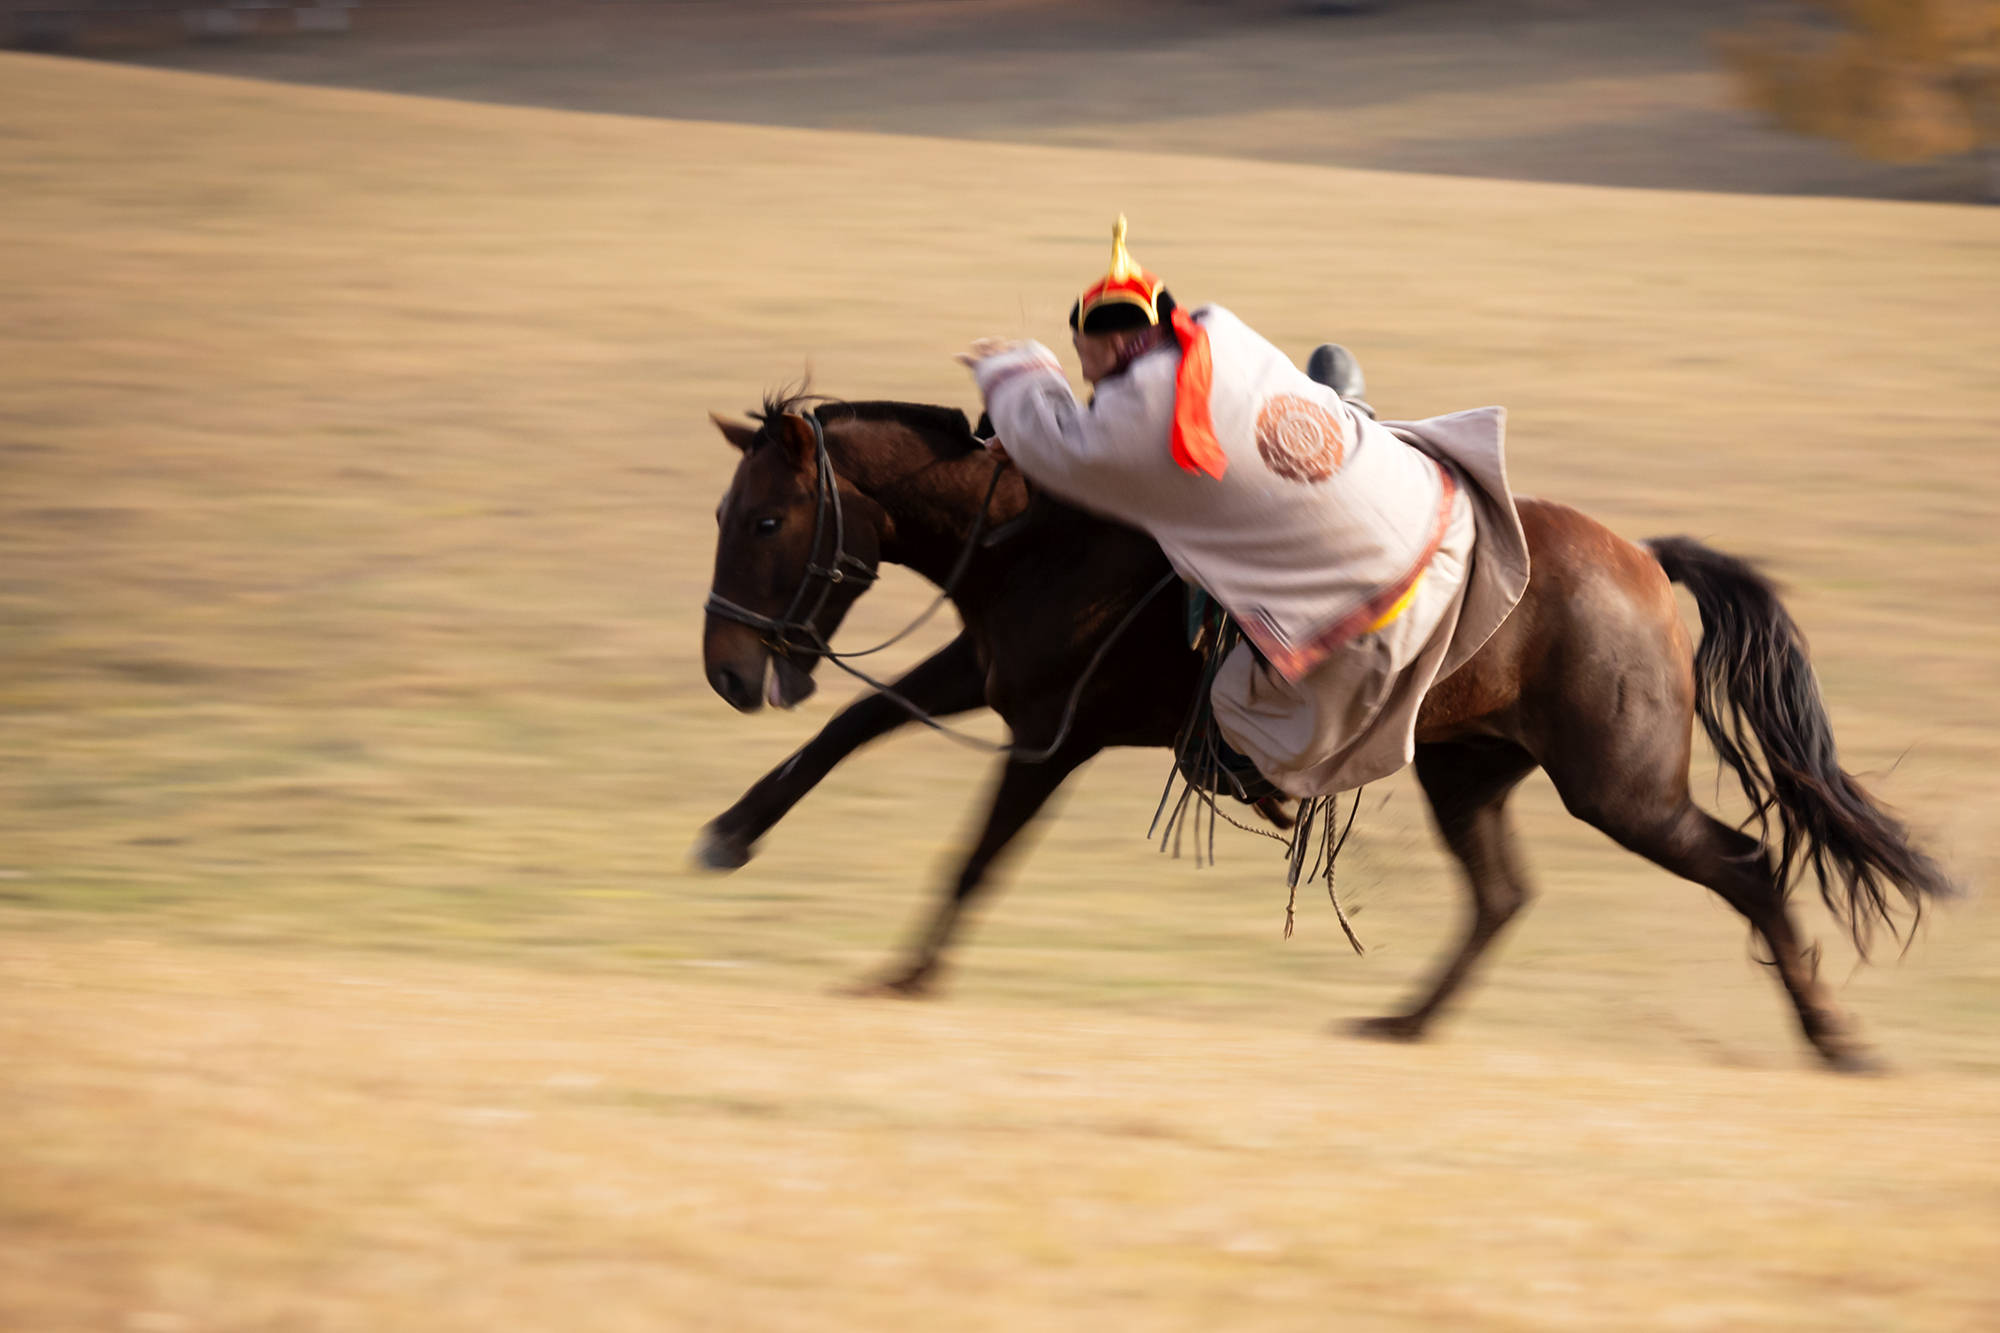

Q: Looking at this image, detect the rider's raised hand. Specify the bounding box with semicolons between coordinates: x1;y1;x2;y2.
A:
957;337;1019;368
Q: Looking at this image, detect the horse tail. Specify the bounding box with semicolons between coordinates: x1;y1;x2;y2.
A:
1645;536;1957;956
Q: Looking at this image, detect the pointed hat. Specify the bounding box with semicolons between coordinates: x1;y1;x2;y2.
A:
1071;216;1225;479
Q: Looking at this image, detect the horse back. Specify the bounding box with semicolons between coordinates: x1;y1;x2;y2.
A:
1416;497;1689;746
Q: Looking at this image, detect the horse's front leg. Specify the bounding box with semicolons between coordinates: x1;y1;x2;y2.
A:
692;633;986;871
858;738;1096;997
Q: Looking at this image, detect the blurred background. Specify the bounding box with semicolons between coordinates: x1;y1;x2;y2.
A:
3;3;1997;1329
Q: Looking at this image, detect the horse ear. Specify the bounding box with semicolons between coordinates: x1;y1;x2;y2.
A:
774;412;817;466
710;412;759;452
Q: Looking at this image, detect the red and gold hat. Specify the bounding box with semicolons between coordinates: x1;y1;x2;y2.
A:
1068;215;1226;479
1070;215;1167;334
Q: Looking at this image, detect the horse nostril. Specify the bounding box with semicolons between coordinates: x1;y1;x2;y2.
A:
709;665;748;705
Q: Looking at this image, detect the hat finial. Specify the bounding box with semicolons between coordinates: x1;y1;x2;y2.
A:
1109;214;1139;282
1072;214;1164;333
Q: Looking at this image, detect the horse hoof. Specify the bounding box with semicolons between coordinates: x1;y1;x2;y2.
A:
1347;1014;1425;1043
1803;1012;1887;1075
1820;1046;1889;1076
840;970;936;999
690;825;754;872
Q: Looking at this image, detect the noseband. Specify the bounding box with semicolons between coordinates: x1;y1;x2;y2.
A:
704;412;878;657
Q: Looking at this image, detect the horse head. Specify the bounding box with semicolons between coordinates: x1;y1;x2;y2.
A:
703;402;890;713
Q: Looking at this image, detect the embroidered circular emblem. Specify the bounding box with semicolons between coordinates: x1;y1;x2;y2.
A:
1255;394;1350;483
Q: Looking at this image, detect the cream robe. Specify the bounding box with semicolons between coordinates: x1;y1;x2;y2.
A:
975;307;1529;797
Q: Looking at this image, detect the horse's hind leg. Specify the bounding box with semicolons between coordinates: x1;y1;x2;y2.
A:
694;633;986;870
1354;739;1539;1042
1564;789;1873;1071
1539;714;1875;1070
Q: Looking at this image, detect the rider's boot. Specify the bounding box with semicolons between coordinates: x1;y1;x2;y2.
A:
1306;343;1375;419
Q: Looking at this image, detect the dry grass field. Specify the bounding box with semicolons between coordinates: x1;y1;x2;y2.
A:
3;45;1999;1331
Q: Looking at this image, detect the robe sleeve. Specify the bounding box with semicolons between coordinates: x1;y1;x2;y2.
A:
972;341;1122;511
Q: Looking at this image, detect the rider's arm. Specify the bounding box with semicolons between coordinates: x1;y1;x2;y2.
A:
971;341;1112;506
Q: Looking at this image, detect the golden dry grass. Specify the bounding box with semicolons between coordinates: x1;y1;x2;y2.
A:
4;933;1997;1332
2;52;1998;1330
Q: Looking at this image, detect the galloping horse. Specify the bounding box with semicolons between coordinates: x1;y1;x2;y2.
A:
698;390;1954;1070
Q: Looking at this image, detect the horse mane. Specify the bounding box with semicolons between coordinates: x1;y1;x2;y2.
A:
751;384;981;460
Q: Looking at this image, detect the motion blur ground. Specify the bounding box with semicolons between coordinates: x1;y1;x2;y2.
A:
3;9;1999;1330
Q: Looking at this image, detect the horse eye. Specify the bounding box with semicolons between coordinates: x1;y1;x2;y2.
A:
754;516;781;536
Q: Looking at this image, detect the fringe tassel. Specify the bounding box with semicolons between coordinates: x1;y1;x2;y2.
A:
1151;705;1366;952
1152;591;1367;950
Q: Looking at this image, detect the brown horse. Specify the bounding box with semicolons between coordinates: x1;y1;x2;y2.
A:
698;391;1955;1070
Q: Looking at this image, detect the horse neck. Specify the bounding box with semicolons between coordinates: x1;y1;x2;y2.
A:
826;422;1021;592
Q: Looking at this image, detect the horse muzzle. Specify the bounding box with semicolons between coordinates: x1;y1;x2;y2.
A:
704;629;819;714
765;653;818;710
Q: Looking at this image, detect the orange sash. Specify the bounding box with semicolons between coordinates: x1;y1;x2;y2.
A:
1168;306;1227;480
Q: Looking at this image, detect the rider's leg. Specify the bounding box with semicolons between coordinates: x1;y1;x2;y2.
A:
1306;343;1375;419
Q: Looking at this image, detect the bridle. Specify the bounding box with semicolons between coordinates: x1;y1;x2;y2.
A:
702;408;1174;761
704;412;880;657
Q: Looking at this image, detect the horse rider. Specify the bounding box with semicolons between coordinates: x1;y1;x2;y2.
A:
961;217;1529;800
